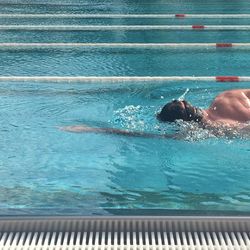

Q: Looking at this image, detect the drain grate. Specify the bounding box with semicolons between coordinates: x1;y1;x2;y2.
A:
0;217;250;249
1;231;250;249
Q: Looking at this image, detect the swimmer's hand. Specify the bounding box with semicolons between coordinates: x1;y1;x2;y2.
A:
59;125;179;139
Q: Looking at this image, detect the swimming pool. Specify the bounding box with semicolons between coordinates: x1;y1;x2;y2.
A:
0;0;250;216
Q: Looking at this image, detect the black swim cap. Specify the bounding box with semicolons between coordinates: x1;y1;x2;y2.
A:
157;100;203;123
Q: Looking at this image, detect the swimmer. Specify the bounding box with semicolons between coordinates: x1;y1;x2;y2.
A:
61;89;250;138
157;89;250;126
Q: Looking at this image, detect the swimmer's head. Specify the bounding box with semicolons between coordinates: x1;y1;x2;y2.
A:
157;100;203;123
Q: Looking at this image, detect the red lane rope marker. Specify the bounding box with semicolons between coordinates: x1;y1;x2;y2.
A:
216;43;233;47
175;14;186;18
216;76;239;82
192;25;205;29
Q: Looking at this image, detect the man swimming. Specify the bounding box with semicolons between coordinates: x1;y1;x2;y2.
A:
61;89;250;138
157;89;250;126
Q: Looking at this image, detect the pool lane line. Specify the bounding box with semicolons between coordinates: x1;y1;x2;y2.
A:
2;25;250;31
0;76;247;83
0;43;249;49
2;14;250;19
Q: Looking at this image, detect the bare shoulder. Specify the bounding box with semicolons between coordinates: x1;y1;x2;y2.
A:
219;89;250;97
211;89;250;104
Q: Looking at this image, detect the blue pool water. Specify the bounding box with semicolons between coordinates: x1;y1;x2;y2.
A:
0;0;250;216
1;82;250;215
0;49;250;76
3;30;250;43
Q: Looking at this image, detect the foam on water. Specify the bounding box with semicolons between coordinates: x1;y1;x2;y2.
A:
113;105;145;130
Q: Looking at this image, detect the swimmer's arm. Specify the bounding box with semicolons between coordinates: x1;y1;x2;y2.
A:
60;125;180;139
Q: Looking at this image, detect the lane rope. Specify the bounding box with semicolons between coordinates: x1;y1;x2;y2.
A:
1;13;250;19
0;76;248;83
1;25;250;31
0;43;250;48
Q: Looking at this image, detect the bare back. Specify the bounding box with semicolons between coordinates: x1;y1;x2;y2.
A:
204;89;250;124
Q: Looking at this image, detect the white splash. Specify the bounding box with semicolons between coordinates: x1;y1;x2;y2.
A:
112;105;146;130
178;88;190;101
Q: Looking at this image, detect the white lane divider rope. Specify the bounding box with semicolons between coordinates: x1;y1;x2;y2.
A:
0;76;248;83
0;43;249;48
1;13;250;18
1;25;250;30
0;43;250;49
